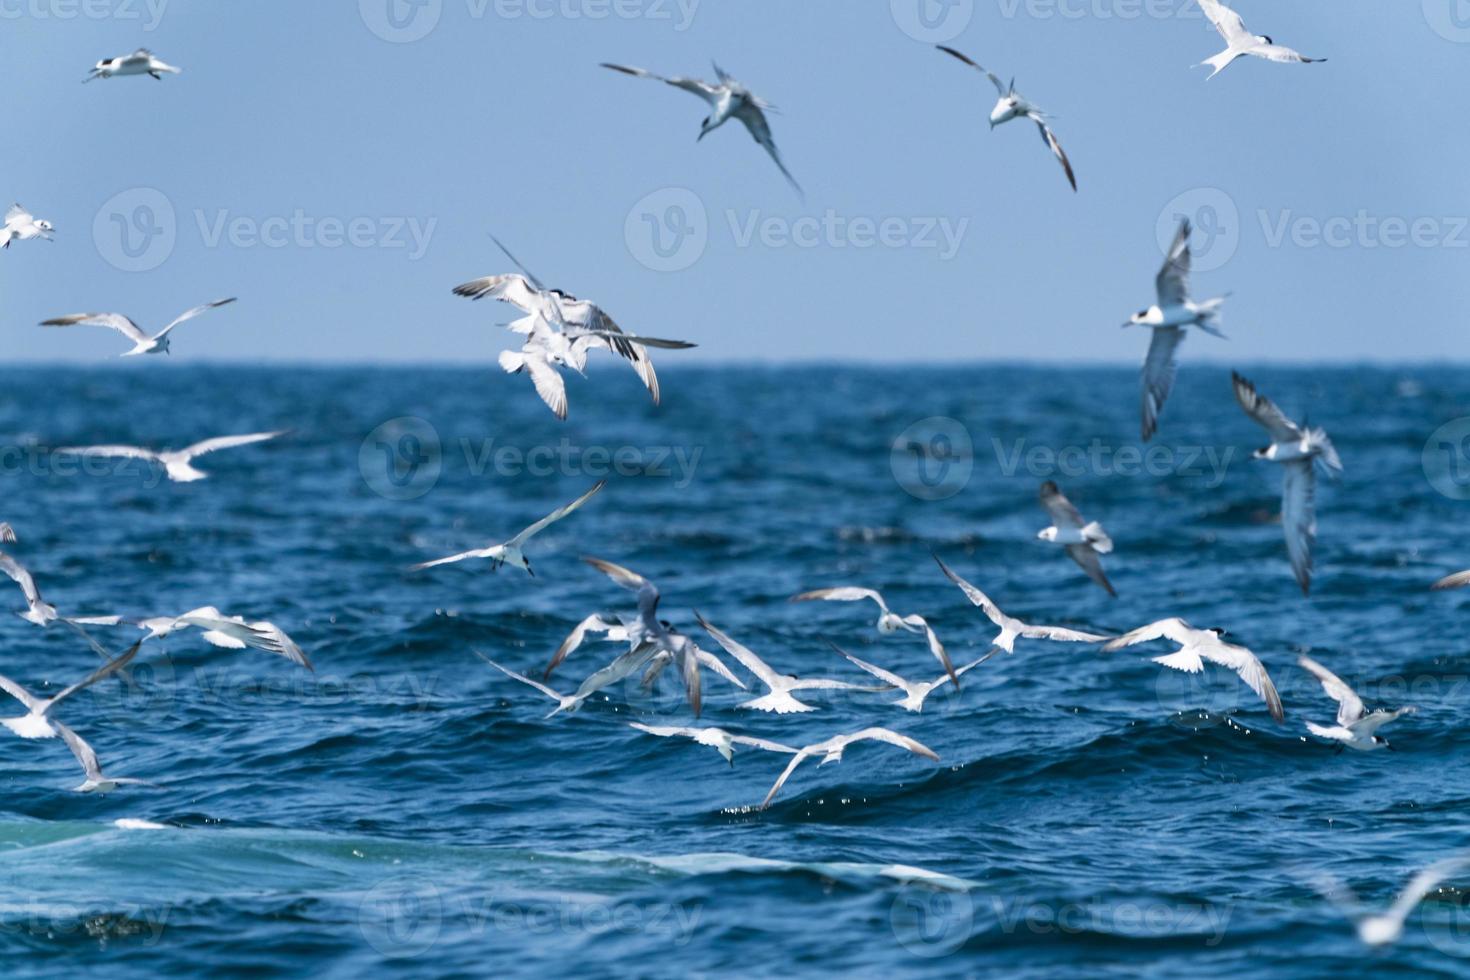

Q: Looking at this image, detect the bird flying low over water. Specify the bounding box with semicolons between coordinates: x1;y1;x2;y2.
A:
41;298;236;357
1231;372;1341;595
1;204;54;250
77;607;312;671
85;48;181;82
759;727;940;810
1298;655;1412;752
54;431;286;484
789;587;958;688
601;61;803;197
695;613;877;714
454;238;695;420
1310;855;1470;948
53;721;153;794
1104;618;1285;722
629;722;798;767
1036;482;1116;597
934;555;1110;658
0;641;142;740
835;645;986;714
936;46;1076;192
412;481;605;577
1125;219;1227;441
1195;0;1326;80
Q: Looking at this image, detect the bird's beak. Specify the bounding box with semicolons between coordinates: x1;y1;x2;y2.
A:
526;565;535;578
1385;742;1396;752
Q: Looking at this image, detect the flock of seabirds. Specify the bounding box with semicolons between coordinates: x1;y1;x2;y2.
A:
3;2;1468;951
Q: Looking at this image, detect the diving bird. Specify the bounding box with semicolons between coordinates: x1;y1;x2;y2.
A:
1;204;54;249
454;238;695;419
934;555;1109;658
412;481;604;576
601;61;803;197
85;48;182;81
789;587;958;688
935;45;1076;192
1299;655;1412;752
1195;0;1326;80
41;298;236;357
1311;855;1470;948
1124;219;1227;441
759;727;940;810
478;652;592;717
543;614;631;680
1104;618;1284;722
1037;482;1117;597
695;613;876;714
1231;372;1341;595
836;646;987;714
53;722;153;794
54;431;285;483
0;641;142;740
629;723;798;766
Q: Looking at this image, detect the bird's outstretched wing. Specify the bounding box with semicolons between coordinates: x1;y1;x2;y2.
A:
935;45;1006;95
1298;655;1364;726
155;298;236;340
41;313;148;345
182;431;286;459
1103;618;1195;651
1197;0;1250;45
600;62;720;105
1140;326;1183;442
510;480;606;547
1065;544;1117;597
1038;481;1086;528
1156;219;1193;307
1282;459;1317;595
1030;116;1076;192
1231;372;1304;443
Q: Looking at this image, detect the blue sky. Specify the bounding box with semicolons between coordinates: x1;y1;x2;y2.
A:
1;0;1465;363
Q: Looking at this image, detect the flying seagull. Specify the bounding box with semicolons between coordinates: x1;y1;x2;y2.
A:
836;646;987;714
478;652;593;717
80;607;312;671
936;45;1076;192
1037;482;1116;597
602;61;803;197
454;238;695;419
412;481;605;576
1299;655;1412;752
1124;219;1227;441
543;614;631;679
1232;372;1342;594
41;298;236;357
53;721;153;794
934;554;1109;659
54;431;286;483
1310;855;1470;947
695;613;876;714
1195;0;1325;80
0;551;59;627
628;722;798;766
759;727;940;810
0;640;143;739
789;587;958;688
1104;618;1285;722
1;204;54;249
85;48;181;82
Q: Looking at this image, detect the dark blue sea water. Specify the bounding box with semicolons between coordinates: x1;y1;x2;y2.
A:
2;363;1470;978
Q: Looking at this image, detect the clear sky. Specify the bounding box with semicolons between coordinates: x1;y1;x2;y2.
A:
1;0;1465;364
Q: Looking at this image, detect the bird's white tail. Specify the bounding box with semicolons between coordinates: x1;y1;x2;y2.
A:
498;350;526;374
1197;51;1236;80
739;692;814;715
1307;428;1343;478
1082;522;1113;554
1305;721;1339;739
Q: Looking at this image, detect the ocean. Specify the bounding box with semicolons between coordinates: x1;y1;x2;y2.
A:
2;363;1469;978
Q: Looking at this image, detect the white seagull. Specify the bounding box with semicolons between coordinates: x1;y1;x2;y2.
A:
1195;0;1325;80
1124;219;1227;441
0;551;59;627
85;48;182;82
81;607;312;671
1104;618;1285;722
0;641;142;740
936;46;1076;192
836;646;987;714
629;722;798;766
412;480;604;576
759;727;940;810
934;554;1109;659
1;204;54;250
55;430;286;484
454;238;695;420
1232;372;1342;595
789;587;958;687
1312;856;1470;947
543;613;630;680
1299;655;1412;752
53;722;153;794
602;61;803;197
41;298;236;357
695;613;876;714
1037;481;1116;597
478;652;592;717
